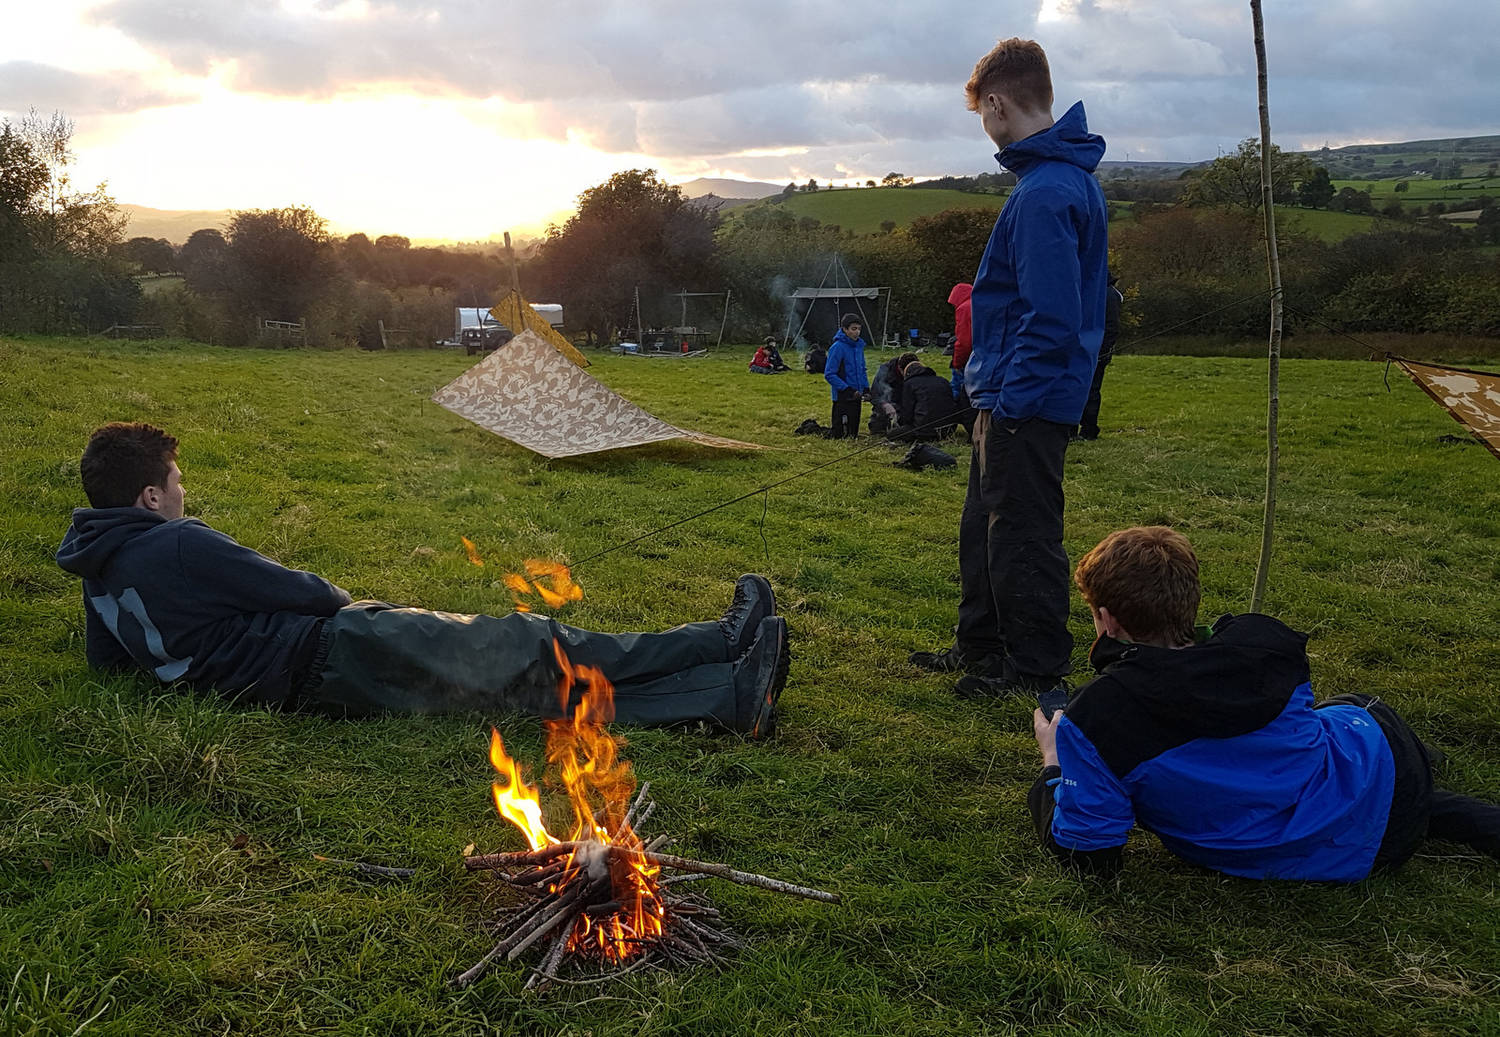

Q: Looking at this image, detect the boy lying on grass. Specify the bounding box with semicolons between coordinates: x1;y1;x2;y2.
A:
1030;526;1500;879
55;422;788;737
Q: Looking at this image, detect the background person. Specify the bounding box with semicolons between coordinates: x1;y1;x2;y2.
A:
749;341;776;374
763;337;791;372
56;423;791;738
1030;526;1500;878
1073;272;1123;441
868;352;912;434
823;314;870;439
893;356;959;441
803;338;828;375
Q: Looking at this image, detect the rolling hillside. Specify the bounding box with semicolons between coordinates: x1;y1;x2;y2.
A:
730;186;1008;234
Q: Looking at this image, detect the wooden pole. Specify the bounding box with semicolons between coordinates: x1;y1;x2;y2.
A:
503;232;520;295
716;289;731;349
1249;0;1283;613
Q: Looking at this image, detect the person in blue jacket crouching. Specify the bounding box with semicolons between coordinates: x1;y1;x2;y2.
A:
1029;526;1500;879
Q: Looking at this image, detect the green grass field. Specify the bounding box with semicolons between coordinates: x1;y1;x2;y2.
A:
1331;177;1500;209
1278;204;1386;241
736;187;1007;233
4;336;1499;1035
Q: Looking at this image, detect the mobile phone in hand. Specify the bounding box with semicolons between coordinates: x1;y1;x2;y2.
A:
1039;686;1069;721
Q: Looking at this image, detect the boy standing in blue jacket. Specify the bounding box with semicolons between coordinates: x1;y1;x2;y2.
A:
911;38;1108;701
1030;527;1500;878
823;314;870;439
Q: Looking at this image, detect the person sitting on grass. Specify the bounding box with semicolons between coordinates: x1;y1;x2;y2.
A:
749;342;776;374
1029;526;1500;879
763;337;791;372
891;356;960;441
55;423;790;738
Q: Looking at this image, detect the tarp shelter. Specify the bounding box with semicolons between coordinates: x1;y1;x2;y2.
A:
1394;357;1500;460
432;330;762;458
489;289;590;368
781;254;890;348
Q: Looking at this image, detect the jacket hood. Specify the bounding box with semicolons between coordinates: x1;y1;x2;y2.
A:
832;328;861;347
998;101;1105;176
948;283;972;306
1083;613;1310;742
904;363;936;378
56;507;171;579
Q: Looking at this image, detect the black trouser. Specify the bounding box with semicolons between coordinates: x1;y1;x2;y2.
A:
830;395;862;439
298;602;744;728
1076;358;1109;438
955;411;1073;681
1321;694;1500;869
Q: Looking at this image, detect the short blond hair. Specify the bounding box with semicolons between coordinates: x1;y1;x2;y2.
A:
965;38;1053;114
1074;527;1201;646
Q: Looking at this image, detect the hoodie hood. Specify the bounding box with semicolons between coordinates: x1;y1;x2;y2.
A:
947;282;972;307
1082;613;1311;745
903;363;937;379
997;101;1105;177
56;507;171;580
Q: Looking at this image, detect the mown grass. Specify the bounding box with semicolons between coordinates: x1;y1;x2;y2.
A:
3;335;1498;1035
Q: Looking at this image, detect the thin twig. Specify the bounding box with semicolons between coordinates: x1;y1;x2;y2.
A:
620;782;651;833
524;924;575;992
465;841;580;870
612;848;840;903
312;854;417;879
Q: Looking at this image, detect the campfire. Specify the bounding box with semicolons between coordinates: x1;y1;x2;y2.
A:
454;637;837;992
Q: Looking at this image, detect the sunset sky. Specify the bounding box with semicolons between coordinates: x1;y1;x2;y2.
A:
2;0;1494;242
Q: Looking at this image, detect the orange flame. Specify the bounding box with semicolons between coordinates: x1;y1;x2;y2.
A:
483;638;665;961
503;559;583;614
488;729;553;852
461;536;484;567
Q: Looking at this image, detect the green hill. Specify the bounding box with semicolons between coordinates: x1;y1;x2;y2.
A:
733;187;1007;234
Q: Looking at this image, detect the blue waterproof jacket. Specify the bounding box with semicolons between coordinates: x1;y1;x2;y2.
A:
823;329;869;400
1029;615;1398;881
966;101;1109;422
56;507;351;704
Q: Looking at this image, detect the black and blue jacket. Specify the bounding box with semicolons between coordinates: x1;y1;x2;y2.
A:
1028;614;1402;881
56;507;352;705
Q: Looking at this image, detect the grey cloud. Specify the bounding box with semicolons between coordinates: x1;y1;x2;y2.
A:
81;0;1500;171
0;61;188;115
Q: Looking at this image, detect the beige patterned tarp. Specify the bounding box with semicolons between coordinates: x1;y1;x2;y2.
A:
433;330;762;458
1396;358;1500;460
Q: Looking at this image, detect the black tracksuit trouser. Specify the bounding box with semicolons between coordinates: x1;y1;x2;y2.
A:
955;411;1073;681
296;603;745;729
830;397;862;439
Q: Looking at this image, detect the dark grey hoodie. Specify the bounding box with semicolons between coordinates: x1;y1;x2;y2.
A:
55;507;352;705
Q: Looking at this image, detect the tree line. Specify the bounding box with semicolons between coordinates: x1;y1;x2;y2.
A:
3;112;1497;347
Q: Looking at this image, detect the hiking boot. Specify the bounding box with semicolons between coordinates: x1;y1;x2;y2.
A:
719;574;775;657
731;615;790;739
910;645;1006;676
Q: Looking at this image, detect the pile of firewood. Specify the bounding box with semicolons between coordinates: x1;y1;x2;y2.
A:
453;783;838;992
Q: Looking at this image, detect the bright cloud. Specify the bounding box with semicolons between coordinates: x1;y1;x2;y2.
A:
0;0;1493;238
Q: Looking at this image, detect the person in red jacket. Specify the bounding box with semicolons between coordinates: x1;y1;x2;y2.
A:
948;282;976;431
750;343;775;374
